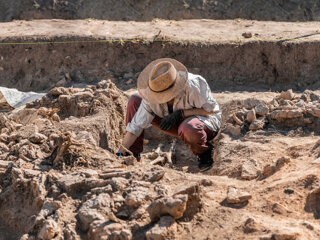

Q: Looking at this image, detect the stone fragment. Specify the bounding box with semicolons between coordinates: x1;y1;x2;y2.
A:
146;216;177;240
249;118;265;131
88;220;127;240
225;123;241;137
78;209;105;231
272;203;291;214
306;108;320;118
173;182;200;196
269;109;303;120
280;89;294;100
226;187;252;204
246;109;256;123
125;185;152;208
243;217;263;233
271;232;299;240
242;32;252;38
78;193;112;231
255;104;269;116
301;220;314;230
143;168;165;182
147;195;188;221
241;159;260;180
38;219;60;240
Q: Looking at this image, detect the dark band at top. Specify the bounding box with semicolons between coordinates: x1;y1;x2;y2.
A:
149;78;177;93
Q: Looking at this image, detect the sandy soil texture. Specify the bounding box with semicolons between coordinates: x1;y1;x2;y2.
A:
0;81;319;240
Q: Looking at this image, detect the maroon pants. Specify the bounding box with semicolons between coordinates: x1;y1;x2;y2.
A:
126;94;217;156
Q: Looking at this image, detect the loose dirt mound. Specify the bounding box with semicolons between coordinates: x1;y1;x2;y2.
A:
1;0;320;22
0;84;320;239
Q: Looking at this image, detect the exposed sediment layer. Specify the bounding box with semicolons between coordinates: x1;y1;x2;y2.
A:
0;20;320;92
1;0;320;22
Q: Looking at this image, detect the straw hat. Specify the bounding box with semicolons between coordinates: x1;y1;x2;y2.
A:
137;58;188;104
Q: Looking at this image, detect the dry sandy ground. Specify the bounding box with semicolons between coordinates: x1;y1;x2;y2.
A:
0;82;319;239
0;19;320;42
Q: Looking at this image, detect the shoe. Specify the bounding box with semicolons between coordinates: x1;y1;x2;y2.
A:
198;144;214;172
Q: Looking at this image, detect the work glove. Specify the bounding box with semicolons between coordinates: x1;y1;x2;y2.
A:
160;109;183;131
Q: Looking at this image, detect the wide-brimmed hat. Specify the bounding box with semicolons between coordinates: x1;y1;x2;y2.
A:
137;58;188;104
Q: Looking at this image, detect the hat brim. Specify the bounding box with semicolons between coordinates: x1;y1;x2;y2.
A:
137;58;188;104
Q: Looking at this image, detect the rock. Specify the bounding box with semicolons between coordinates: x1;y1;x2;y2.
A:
147;195;188;221
225;123;241;137
38;219;60;240
57;174;84;193
88;220;128;240
301;220;314;230
78;209;105;231
255;104;269;116
241;159;260;180
243;217;263;233
226;187;252;204
78;193;112;231
29;133;47;144
280;89;294;100
249;118;265;131
271;232;299;240
57;174;108;194
242;32;252;38
146;216;177;240
246;109;256;123
143;168;165;182
306;108;320;118
173;182;200;196
272;203;291;214
269;109;304;120
125;186;152;208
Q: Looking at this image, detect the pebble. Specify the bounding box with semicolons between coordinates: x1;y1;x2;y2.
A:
226;187;252;204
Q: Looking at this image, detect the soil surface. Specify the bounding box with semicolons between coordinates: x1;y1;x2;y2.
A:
0;83;320;240
1;0;320;22
0;19;320;93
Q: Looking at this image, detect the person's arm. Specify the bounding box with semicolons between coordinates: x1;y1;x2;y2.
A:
118;132;137;154
183;108;214;118
118;99;154;154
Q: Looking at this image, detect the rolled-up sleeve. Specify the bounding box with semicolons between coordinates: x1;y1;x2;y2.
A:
189;75;218;112
126;99;155;137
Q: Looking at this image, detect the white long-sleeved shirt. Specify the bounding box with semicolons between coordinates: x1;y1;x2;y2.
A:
126;73;222;137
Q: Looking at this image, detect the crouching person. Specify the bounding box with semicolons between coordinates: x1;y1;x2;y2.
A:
117;58;221;171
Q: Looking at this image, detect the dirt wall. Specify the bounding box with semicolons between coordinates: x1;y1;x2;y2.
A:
0;39;320;92
1;0;320;22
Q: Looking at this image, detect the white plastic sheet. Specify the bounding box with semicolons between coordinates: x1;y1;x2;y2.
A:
0;87;45;109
